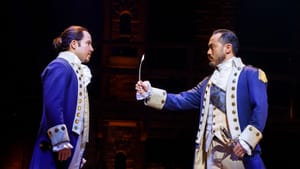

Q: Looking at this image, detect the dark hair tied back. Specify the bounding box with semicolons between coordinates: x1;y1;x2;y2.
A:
52;25;88;52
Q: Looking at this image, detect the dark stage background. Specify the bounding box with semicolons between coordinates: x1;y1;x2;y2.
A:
2;0;300;168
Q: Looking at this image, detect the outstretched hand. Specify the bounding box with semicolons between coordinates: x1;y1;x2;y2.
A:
135;80;152;100
135;80;149;94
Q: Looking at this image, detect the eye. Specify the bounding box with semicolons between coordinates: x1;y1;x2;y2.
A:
86;41;92;45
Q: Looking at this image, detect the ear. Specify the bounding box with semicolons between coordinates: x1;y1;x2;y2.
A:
70;40;78;50
224;43;232;54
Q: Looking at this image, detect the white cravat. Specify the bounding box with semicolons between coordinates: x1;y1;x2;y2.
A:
81;64;92;87
57;51;92;87
210;58;233;90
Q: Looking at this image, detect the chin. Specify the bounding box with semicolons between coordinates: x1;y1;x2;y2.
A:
209;62;216;68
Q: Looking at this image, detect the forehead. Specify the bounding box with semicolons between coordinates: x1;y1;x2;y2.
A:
82;31;92;41
209;33;222;44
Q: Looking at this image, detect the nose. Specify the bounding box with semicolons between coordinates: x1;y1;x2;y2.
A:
207;48;211;56
90;45;94;52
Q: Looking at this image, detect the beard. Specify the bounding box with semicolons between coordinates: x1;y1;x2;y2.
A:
209;62;216;68
208;55;225;70
208;54;225;70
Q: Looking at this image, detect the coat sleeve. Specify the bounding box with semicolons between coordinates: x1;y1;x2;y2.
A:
239;67;268;150
145;77;209;111
41;60;73;146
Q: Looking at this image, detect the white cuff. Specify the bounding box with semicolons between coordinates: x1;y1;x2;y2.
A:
239;125;263;150
52;142;74;152
144;87;167;110
47;124;70;146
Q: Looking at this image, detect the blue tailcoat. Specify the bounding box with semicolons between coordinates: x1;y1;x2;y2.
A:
163;66;268;169
29;58;81;169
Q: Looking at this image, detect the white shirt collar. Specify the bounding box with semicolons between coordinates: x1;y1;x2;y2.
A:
57;51;81;64
217;57;234;71
57;51;92;87
211;57;235;90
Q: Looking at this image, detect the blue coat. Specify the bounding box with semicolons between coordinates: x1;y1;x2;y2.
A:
29;58;81;169
163;65;268;169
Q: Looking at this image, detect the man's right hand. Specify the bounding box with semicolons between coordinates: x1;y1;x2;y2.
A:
135;80;150;94
135;80;152;100
57;148;72;161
